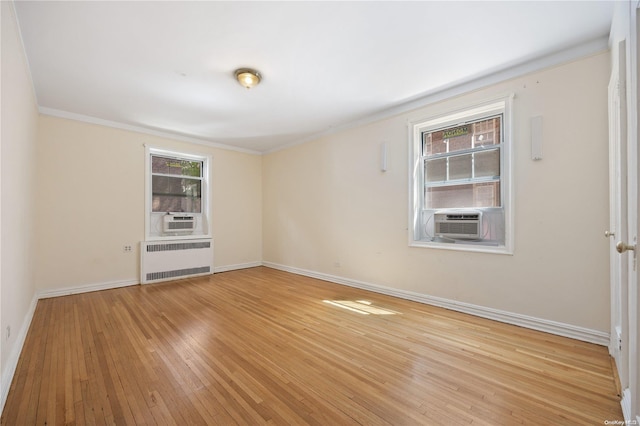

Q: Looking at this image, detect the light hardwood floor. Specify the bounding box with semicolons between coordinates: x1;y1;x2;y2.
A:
2;267;623;425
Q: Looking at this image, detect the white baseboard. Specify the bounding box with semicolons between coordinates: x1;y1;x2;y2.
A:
37;278;139;299
621;388;632;422
35;261;262;299
262;262;610;346
34;262;264;297
1;294;38;415
214;261;262;273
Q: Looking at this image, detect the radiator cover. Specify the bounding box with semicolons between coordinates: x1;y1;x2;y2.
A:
140;239;213;284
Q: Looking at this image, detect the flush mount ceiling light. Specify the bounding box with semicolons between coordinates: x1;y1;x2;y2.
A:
234;68;261;89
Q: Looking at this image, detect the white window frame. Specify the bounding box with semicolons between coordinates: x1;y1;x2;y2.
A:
145;146;212;241
408;94;514;254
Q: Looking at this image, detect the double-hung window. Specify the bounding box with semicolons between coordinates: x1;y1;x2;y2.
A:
151;155;203;214
145;147;211;240
409;96;513;253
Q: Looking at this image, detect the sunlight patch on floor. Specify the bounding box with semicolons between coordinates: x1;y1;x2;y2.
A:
323;300;398;315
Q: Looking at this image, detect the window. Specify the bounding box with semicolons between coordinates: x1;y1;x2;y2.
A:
151;155;203;213
409;96;513;253
424;115;501;209
145;147;211;240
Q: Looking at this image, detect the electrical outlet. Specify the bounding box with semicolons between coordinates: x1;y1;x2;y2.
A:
123;245;133;253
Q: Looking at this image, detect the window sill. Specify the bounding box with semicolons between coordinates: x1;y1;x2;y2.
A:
146;234;212;242
410;240;513;255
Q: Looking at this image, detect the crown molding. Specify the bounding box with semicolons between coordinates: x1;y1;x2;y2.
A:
265;35;609;154
38;107;262;156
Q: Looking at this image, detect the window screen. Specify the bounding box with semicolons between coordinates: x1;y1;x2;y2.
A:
151;155;203;213
422;115;502;209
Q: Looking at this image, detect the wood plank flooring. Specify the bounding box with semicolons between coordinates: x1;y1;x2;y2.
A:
2;267;623;425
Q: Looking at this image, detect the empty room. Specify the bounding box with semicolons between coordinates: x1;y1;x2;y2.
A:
1;1;639;424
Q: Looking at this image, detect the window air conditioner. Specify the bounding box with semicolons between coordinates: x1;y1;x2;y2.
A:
163;215;195;234
434;210;482;240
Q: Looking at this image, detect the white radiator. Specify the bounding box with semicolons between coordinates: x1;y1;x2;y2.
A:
140;239;213;284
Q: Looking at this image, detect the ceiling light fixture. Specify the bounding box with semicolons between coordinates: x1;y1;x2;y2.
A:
234;68;261;89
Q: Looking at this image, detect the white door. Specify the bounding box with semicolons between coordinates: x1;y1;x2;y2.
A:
629;7;640;418
608;39;629;391
609;8;640;419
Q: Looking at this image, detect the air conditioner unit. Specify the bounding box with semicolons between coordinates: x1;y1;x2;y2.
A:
163;215;195;234
434;210;482;240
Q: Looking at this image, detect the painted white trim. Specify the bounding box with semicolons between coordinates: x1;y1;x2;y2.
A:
265;36;609;155
37;278;139;300
38;107;262;156
621;388;632;422
0;295;37;415
262;262;610;346
627;2;640;421
34;263;262;300
214;261;263;273
407;94;515;255
144;146;213;241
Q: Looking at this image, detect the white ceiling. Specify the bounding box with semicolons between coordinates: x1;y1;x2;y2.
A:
14;1;615;153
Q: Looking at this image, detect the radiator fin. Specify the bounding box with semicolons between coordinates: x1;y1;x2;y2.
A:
166;222;195;230
146;266;211;282
437;222;479;235
146;242;211;252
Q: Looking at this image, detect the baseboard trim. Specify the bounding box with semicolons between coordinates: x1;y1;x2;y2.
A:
35;261;263;298
37;278;139;299
1;294;38;415
262;262;610;346
621;388;632;422
214;261;263;273
34;262;265;297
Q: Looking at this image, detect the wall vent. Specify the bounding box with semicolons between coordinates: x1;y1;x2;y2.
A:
434;210;482;240
146;266;211;282
141;239;213;284
146;241;211;252
163;215;195;234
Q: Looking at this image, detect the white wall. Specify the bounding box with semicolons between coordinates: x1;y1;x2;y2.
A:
0;0;39;408
35;116;262;292
263;51;611;333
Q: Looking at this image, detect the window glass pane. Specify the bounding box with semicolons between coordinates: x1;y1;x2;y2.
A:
152;176;202;213
473;182;501;207
473;116;501;147
427;184;473;209
474;149;500;178
425;158;446;182
424;115;502;156
423;132;448;155
447;128;473;152
424;125;472;155
423;133;432;156
426;182;500;209
152;155;202;177
448;154;472;180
